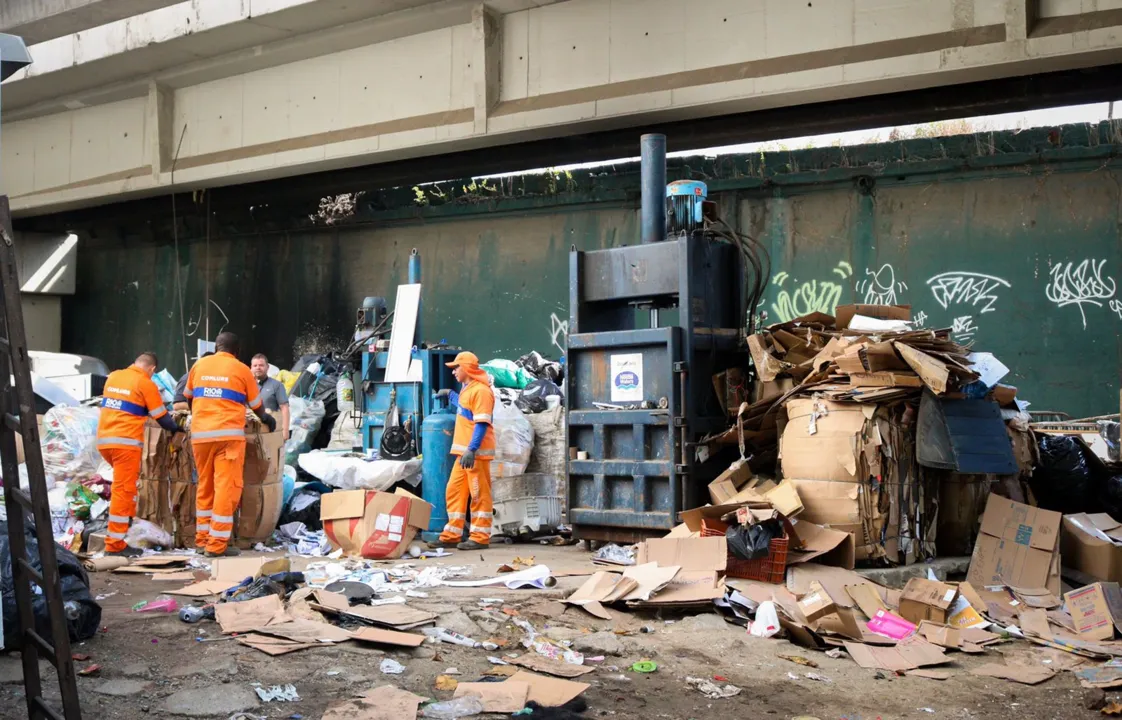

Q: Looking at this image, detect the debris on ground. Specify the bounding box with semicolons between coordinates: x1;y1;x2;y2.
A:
686;676;742;699
254;684;301;702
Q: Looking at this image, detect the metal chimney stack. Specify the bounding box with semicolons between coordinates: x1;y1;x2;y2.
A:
640;133;667;244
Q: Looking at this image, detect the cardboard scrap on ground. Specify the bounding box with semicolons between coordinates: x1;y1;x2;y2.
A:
81;556;130;572
1065;583;1116;641
310;600;437;630
505;671;588;707
908;669;952;681
454;682;529;713
564;572;637;620
507;654;595;678
254;618;354;644
787;564;880;609
1076;666;1122;689
350;627;426;648
629;571;724;608
211;556;290;584
967;496;1062;596
112;565;184;574
215;594;283;634
971;663;1055;685
843;636;948;672
321;685;426;720
151;571;198;582
131;555;191;567
237;633;319;656
166;579;236;598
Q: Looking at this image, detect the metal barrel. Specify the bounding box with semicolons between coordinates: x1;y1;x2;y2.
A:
640;133;667;244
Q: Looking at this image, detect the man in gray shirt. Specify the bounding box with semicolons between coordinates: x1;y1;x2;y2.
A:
251;353;290;442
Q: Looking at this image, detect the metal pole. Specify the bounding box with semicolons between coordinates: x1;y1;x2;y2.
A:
640;133;666;244
408;248;422;347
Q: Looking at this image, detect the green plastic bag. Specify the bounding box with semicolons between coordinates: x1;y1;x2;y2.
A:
482;359;534;389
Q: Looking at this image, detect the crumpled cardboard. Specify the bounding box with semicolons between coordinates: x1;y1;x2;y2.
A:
321;487;432;559
967;496;1062;597
1062;513;1122;583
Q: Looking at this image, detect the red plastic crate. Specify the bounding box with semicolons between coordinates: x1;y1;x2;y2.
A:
700;518;789;584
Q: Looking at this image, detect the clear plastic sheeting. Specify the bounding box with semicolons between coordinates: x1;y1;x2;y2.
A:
491;400;534;479
40;405;101;483
297;450;420;490
125;519;173;549
284;397;325;465
326;412;362;451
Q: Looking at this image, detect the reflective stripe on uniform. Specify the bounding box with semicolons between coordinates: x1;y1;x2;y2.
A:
183;388;194;398
212;513;234;524
196;521;210;529
471;511;493;519
473;413;492;423
443;524;460;534
149;407;168;418
209;528;232;539
97;437;143;447
197;510;213;518
107;531;127;539
447;512;466;520
192;428;245;440
108;514;130;524
248;396;262;410
469;525;490;534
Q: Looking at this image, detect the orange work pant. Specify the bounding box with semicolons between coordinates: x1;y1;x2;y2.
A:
439;457;492;545
99;447;142;553
192;440;245;554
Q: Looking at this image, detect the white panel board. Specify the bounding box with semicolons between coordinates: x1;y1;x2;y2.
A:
385;283;421;382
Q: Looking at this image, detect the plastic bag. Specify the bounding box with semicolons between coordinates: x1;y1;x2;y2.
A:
284;397;326;465
40;405;102;482
525;405;565;479
326;412;362;451
421;695;485;719
282;465;297;507
516;351;564;384
276;370;301;393
726;519;782;561
491;401;534;478
125;518;174;549
152;369;177;404
516;378;564;414
0;520;101;648
482;359;535;390
749;600;780;638
1029;435;1095;514
279;487;324;531
298;451;421;491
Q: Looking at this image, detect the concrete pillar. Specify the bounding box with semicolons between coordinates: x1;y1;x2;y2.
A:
472;3;502;135
146;80;174;179
1005;0;1038;41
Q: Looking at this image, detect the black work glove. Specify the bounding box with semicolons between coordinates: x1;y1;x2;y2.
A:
262;414;277;433
460;450;476;469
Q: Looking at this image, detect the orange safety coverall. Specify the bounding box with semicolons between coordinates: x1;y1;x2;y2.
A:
184;352;261;553
439;378;497;545
96;365;169;552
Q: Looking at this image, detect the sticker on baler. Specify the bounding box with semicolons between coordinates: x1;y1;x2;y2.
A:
610;353;644;402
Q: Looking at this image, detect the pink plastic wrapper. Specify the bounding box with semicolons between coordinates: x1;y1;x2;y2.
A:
135;598;179;614
866;609;916;640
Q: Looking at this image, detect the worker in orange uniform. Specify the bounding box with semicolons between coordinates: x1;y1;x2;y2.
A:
184;332;276;557
429;351;496;551
97;352;184;557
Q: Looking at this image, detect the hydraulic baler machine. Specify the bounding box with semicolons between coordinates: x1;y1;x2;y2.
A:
566;134;767;542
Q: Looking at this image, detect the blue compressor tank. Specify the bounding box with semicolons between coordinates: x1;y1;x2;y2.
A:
420;394;457;538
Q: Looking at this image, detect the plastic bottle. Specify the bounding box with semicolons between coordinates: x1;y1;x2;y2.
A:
179;605;208;623
421;695;485;719
336;374;354;413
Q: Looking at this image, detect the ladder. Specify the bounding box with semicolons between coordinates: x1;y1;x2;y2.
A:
0;196;82;720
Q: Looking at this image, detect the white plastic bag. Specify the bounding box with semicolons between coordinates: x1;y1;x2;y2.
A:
749;600;780;638
298;451;420;490
326;412;362;451
40;405;102;483
284;396;326;465
491;400;534;478
125;518;174;549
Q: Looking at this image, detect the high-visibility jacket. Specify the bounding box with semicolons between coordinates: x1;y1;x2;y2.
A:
451;379;496;458
184;352;261;443
97;365;169;450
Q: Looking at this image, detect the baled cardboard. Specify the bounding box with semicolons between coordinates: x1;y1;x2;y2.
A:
967;496;1062;596
1064;583;1115;641
752;377;795;404
321;487;433;559
798;581;837;623
834;304;910;330
1062;513;1122;582
899;578;959;625
708;458;753;504
895;343;950;394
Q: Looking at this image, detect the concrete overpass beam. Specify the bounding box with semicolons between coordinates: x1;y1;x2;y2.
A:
473;3;503;134
1006;0;1039;41
0;0;182;45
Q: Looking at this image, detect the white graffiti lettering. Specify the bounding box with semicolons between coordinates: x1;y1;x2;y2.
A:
951;315;977;342
855;263;906;305
912;310;928;327
927;272;1011;314
1044;258;1117;329
549;313;569;355
1111;299;1122;320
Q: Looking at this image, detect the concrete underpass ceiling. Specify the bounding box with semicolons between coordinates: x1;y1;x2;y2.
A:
1;0;563;121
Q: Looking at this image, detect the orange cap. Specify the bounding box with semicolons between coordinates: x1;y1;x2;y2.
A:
445;351;481;368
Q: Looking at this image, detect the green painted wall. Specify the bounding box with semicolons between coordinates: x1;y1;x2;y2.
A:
46;123;1122;416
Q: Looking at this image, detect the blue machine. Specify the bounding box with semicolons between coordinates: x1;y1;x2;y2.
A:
566;134;756;542
355;249;459;538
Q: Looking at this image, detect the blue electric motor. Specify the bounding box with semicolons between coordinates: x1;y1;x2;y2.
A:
666;180;707;234
420;391;457;541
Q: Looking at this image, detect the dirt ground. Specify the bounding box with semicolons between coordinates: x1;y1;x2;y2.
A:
0;545;1103;720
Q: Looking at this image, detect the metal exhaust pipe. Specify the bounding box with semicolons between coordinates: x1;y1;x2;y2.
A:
640;133;666;244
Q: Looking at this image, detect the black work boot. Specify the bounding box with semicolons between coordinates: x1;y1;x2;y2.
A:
204;546;241;558
457;540;489;551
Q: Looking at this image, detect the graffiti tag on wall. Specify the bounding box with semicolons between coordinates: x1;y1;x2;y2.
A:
769;262;852;323
856;263;906;305
549;313;569;355
927;272;1010;314
1045;259;1117;329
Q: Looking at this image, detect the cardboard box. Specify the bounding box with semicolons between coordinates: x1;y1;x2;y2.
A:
898;578;959;625
967;496;1062;596
797;580;837;623
834;304;911;330
1062;513;1122;583
1064;583;1115;641
752;377;795;405
708;457;753;505
321;487;433;559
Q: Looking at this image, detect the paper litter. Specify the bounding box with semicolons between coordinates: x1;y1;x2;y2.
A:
380;659;405;675
513;617;583;665
686;677;742;699
254;684;300;702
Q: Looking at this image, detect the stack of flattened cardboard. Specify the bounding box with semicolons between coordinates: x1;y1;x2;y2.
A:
780;396;932;565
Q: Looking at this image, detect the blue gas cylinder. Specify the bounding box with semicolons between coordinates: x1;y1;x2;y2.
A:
420;397;457;536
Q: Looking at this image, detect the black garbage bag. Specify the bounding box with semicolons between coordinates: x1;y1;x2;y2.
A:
279;487;324;531
515;378;564;414
1029;435;1096;514
726;518;783;561
0;521;101;649
1100;475;1122;520
516;351;564;384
